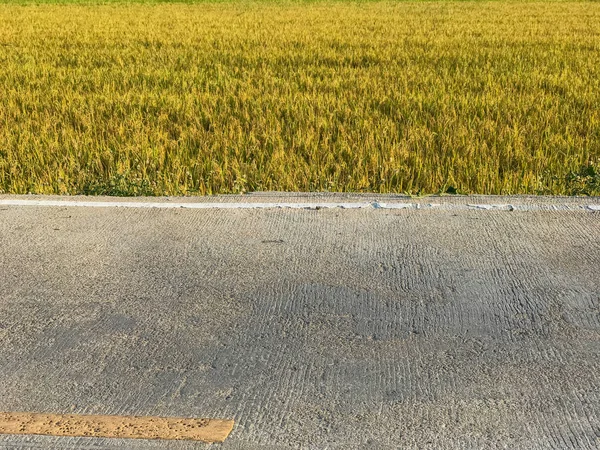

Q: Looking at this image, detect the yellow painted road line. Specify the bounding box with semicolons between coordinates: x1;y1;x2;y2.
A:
0;412;234;443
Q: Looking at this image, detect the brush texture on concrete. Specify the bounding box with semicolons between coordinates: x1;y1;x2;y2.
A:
0;195;599;449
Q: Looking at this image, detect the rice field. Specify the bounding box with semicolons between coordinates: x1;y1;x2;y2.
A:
0;1;599;196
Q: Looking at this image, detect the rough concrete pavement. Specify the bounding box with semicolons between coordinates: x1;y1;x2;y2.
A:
0;194;599;449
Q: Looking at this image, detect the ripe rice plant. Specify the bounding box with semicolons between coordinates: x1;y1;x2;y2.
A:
0;1;598;195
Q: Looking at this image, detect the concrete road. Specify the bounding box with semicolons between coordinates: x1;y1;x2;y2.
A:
0;194;599;449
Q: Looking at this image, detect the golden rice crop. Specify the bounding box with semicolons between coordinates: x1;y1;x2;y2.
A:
0;1;599;195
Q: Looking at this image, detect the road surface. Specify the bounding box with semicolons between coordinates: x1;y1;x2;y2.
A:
0;194;599;449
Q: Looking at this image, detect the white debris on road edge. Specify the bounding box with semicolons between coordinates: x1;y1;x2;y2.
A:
0;198;597;212
467;204;515;211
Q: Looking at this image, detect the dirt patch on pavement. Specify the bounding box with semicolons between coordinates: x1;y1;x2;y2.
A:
0;412;234;443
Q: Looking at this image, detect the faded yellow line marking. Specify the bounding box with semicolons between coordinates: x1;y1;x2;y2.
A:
0;412;234;443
